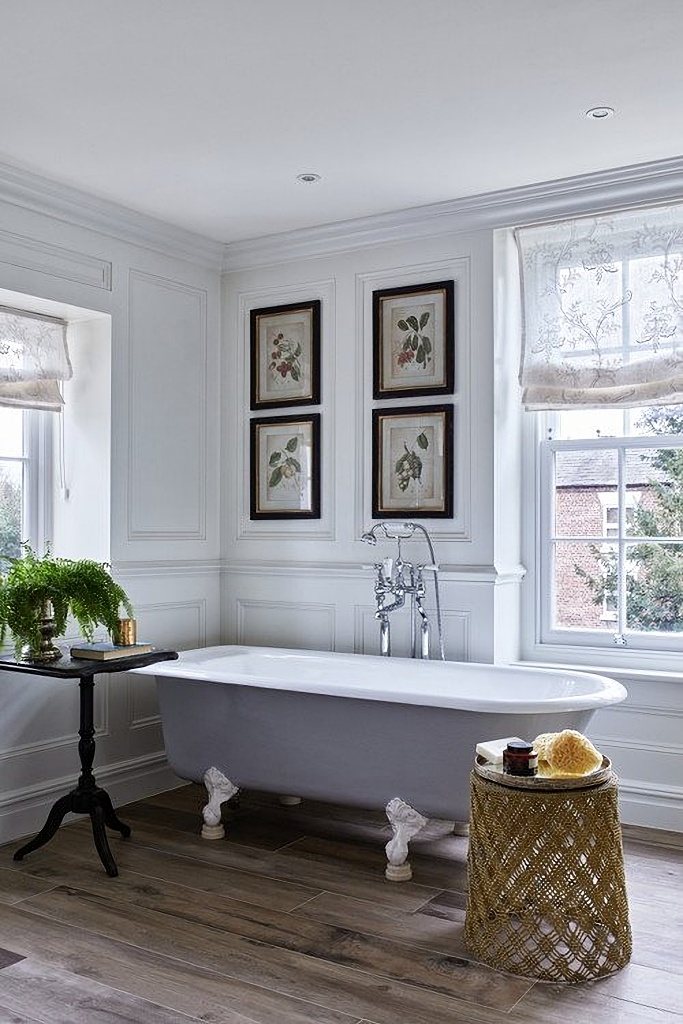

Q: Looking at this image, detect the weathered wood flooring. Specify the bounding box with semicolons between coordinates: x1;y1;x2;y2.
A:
0;784;680;1022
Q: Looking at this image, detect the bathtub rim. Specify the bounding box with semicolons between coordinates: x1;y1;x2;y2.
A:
132;644;627;714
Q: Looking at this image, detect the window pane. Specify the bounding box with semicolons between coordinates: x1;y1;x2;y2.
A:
630;407;683;437
556;409;626;439
625;448;683;537
552;540;614;631
625;541;683;632
0;461;23;567
0;407;23;457
554;450;617;537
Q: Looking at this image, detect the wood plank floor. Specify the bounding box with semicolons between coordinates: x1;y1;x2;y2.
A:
0;784;680;1023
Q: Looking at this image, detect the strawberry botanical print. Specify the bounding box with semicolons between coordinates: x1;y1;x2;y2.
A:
372;281;454;400
395;310;432;371
250;300;321;410
268;331;303;383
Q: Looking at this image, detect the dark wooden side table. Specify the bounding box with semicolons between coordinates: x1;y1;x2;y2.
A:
0;648;178;877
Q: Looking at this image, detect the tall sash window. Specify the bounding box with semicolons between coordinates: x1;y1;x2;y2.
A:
516;206;683;653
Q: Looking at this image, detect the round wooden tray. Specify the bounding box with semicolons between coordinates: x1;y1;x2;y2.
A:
474;754;612;791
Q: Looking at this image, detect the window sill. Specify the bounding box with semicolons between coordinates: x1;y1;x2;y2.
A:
519;644;683;685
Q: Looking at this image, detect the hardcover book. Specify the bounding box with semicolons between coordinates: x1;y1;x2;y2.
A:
70;642;154;661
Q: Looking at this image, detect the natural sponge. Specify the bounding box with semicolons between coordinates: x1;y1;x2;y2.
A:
533;729;602;777
532;732;556;764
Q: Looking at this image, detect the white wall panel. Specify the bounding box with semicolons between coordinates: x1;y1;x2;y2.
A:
0;225;112;289
236;598;335;651
128;269;208;540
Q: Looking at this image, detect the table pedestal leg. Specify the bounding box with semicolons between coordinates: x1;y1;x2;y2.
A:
12;673;131;877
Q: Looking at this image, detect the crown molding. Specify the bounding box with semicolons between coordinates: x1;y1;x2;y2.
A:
0;159;224;269
2;152;682;275
222;154;683;272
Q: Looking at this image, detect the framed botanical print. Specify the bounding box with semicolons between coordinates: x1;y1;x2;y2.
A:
372;404;453;518
250;299;321;409
250;413;321;519
372;280;454;399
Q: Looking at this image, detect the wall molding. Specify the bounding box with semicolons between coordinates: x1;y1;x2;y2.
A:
1;151;681;276
618;776;683;833
595;734;683;757
223;559;523;583
223;155;683;271
0;157;223;268
113;559;223;576
0;225;112;289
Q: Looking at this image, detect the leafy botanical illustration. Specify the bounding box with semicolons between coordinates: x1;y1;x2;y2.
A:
269;331;302;382
268;436;301;489
394;431;429;491
396;310;432;370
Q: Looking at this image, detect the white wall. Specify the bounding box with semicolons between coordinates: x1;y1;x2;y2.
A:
0;171;223;844
221;232;520;665
221;164;683;833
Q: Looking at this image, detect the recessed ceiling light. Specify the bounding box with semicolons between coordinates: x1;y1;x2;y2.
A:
585;106;615;120
296;172;322;184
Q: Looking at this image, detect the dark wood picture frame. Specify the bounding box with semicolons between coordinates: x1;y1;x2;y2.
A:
372;404;453;518
372;280;454;400
250;413;321;519
250;299;321;410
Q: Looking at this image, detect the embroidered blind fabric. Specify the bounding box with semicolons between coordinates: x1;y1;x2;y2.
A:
0;307;72;411
516;204;683;410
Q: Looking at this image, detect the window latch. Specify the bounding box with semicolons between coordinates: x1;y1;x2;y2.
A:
613;633;628;646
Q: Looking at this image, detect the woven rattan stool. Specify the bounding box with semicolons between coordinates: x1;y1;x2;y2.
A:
464;768;632;983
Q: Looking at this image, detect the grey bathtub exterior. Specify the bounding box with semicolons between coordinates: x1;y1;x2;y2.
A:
135;645;626;831
153;674;596;824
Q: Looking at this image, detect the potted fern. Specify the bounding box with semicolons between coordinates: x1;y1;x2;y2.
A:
0;545;133;662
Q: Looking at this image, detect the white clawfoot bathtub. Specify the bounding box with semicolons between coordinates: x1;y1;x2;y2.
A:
133;645;627;881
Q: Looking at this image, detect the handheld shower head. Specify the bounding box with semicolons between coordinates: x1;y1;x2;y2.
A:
360;530;378;545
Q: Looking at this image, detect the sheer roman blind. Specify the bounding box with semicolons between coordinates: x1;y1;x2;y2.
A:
0;306;72;411
515;203;683;410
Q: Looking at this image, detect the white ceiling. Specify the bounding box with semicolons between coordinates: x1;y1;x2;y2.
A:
2;0;682;244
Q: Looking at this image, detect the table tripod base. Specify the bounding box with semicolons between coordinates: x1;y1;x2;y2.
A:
13;785;131;878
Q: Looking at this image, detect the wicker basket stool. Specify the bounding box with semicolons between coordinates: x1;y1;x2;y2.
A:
464;768;632;983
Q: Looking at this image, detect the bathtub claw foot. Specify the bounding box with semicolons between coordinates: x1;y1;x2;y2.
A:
385;797;427;882
201;822;227;840
201;767;239;840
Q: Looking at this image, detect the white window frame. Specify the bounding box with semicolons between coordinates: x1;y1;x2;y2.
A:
0;408;53;559
537;422;683;655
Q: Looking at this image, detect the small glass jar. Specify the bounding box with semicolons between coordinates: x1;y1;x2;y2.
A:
503;740;538;777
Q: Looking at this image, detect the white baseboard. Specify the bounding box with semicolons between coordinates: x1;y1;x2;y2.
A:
0;751;184;847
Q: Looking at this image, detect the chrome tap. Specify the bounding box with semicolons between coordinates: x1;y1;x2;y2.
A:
361;522;445;660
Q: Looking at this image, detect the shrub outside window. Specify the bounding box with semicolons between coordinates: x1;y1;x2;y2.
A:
539;407;683;652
